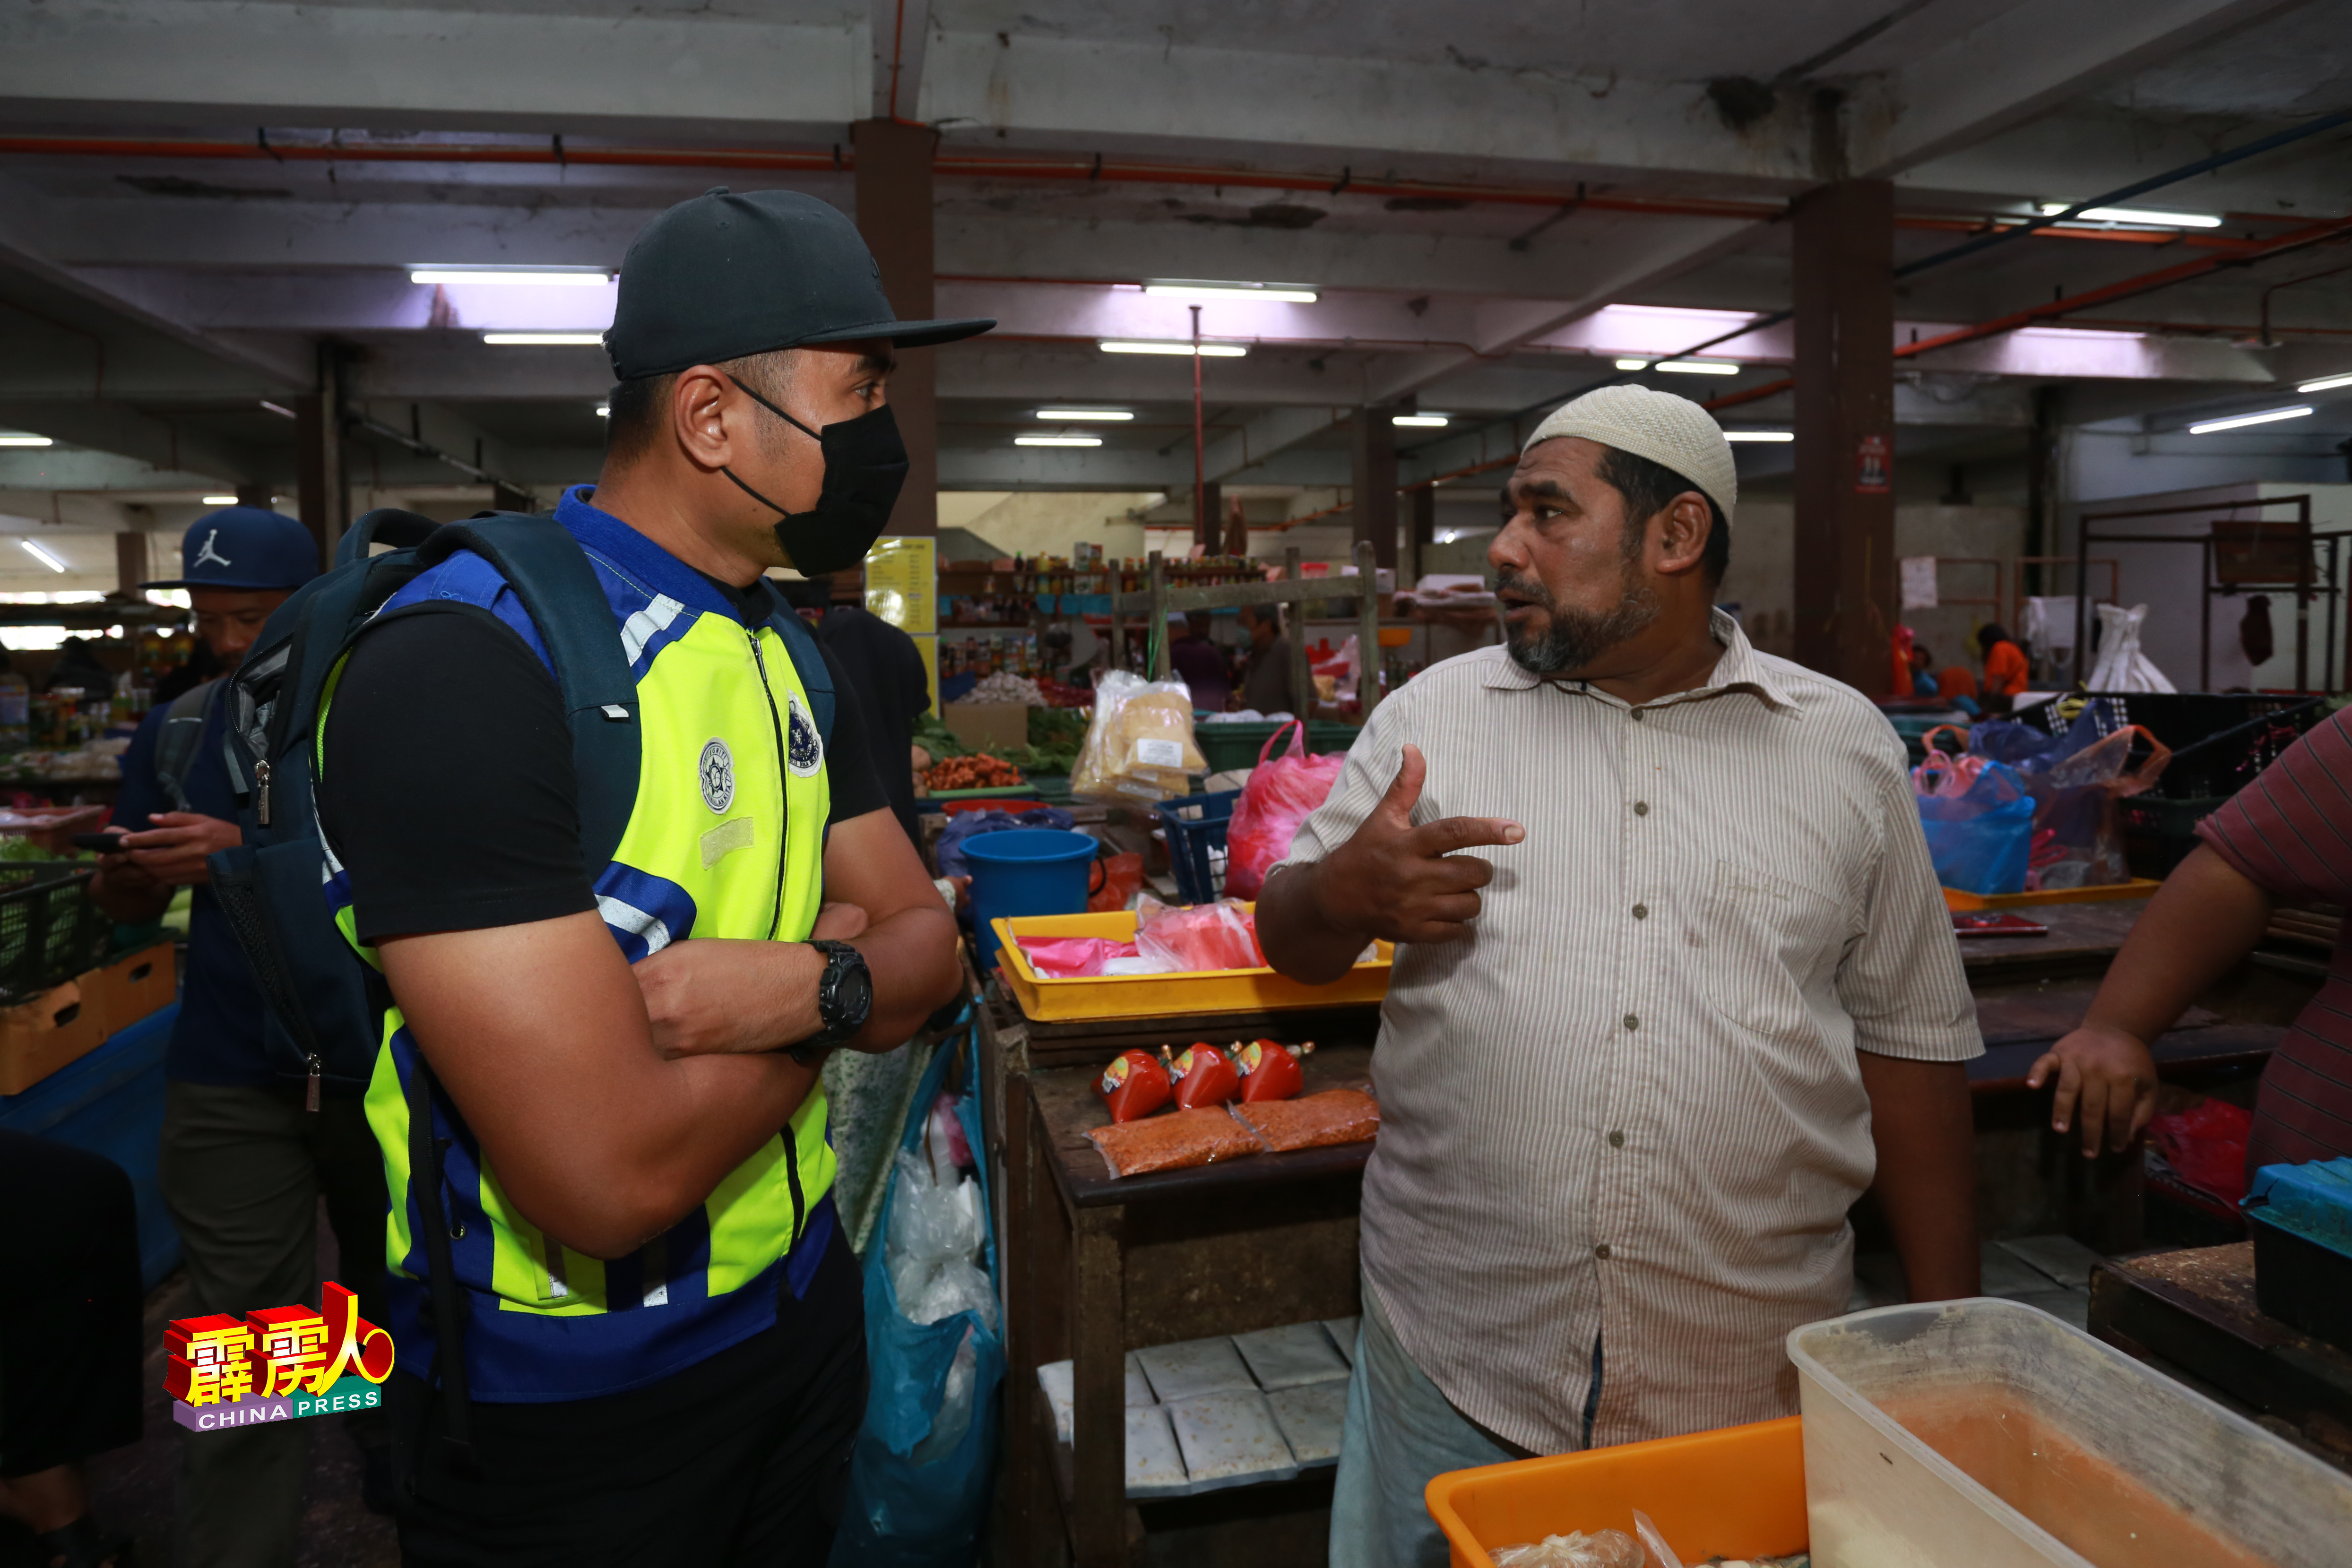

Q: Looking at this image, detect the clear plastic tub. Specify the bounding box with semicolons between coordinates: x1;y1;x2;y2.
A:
1789;1298;2352;1568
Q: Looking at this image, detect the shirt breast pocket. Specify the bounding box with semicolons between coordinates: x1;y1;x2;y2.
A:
1698;858;1857;1041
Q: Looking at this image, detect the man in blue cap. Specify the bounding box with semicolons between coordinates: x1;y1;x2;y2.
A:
90;507;393;1566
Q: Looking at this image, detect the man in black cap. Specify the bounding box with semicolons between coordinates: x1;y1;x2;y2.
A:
89;508;395;1566
312;190;982;1563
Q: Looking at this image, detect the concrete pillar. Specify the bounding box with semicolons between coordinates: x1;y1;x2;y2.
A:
233;485;272;509
1196;481;1222;557
1221;492;1249;558
295;345;347;569
1791;179;1896;693
853;119;940;537
114;534;147;595
1407;486;1436;586
1351;405;1399;573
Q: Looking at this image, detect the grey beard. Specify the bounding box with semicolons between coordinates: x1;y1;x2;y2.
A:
1502;570;1662;676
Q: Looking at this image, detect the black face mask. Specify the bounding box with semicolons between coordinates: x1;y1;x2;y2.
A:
719;374;908;575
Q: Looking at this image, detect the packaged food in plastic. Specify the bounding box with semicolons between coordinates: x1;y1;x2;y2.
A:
1072;670;1207;803
1134;896;1264;973
1097;1048;1172;1123
1088;1106;1262;1178
1164;1043;1240;1110
1231;1089;1379;1153
1487;1528;1644;1568
1234;1039;1308;1103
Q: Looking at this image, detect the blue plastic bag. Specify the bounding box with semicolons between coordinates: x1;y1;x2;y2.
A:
1916;758;2034;896
828;1016;1005;1568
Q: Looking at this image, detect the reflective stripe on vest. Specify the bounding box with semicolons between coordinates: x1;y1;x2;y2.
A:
319;514;835;1402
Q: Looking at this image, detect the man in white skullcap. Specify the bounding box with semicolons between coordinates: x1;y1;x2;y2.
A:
1260;386;1981;1568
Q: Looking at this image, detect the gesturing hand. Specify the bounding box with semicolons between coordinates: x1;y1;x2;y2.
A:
1311;745;1523;944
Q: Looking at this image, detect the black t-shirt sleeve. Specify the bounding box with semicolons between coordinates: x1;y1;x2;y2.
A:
319;605;595;942
817;643;889;826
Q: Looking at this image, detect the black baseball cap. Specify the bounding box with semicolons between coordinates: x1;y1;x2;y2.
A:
604;188;994;380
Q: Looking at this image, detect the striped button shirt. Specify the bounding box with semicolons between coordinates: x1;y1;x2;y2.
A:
1280;611;1980;1452
2196;707;2352;1172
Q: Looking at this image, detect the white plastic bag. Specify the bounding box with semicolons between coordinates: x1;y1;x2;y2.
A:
2084;602;2176;693
884;1149;998;1333
1487;1528;1643;1568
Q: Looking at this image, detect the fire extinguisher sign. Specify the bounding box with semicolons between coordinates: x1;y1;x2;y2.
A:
1854;434;1892;494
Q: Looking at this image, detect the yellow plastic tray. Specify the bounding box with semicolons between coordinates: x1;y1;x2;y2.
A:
991;906;1391;1023
1942;877;2160;912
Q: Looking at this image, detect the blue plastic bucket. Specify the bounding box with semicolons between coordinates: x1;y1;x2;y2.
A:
963;829;1098;967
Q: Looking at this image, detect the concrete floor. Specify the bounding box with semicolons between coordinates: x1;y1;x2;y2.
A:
0;1206;398;1568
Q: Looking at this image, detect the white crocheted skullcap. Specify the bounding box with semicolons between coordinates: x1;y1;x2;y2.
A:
1522;383;1738;524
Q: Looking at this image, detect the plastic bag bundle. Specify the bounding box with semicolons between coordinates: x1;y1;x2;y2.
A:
1134;895;1263;972
1964;704;2170;890
1072;670;1207;803
1915;758;2035;896
885;1149;997;1333
1488;1529;1644;1568
1224;721;1347;899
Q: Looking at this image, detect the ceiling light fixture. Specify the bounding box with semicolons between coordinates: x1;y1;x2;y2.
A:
2297;372;2352;394
2038;204;2222;229
1015;435;1103;448
1142;283;1318;304
259;400;297;420
2188;405;2312;434
1614;358;1651;371
595;405;610;418
1099;340;1248;357
202;495;239;505
412;267;612;286
1722;431;1795;443
1655;360;1740;375
481;332;607;346
19;540;67;573
1392;414;1450;428
1035;409;1134;422
0;434;53;447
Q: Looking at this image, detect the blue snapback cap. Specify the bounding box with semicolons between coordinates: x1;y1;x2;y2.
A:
144;507;321;592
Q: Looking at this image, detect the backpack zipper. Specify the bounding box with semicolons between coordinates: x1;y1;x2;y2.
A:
306;1052;321;1112
744;627;789;940
255;758;272;826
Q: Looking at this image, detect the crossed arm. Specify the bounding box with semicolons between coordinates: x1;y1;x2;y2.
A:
380;807;959;1260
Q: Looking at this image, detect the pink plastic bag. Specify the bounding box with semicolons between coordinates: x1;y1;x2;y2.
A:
1017;937;1139;978
1223;721;1346;899
1134;896;1264;972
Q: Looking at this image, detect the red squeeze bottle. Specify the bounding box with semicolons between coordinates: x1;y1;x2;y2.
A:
1097;1049;1171;1123
1163;1043;1240;1111
1234;1039;1309;1103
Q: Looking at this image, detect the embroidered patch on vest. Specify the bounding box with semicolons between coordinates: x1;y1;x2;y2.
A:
699;738;735;812
786;693;823;778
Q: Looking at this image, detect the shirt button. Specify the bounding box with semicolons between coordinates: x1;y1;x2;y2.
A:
1594;1244;1613;1259
1631;903;1649;920
1624;1013;1640;1031
1608;1130;1626;1148
1631;709;1646;723
1633;801;1650;816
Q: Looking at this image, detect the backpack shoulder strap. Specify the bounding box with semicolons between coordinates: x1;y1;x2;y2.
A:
416;514;641;871
152;677;220;814
764;603;835;745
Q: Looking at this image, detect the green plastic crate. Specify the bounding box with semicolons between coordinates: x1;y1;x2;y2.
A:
1194;719;1359;775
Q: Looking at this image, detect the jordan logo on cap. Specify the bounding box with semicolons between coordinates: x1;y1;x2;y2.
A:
194;529;233;569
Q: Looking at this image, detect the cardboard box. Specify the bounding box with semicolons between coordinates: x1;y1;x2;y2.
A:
943;701;1030;755
86;940;175;1036
0;978;106;1096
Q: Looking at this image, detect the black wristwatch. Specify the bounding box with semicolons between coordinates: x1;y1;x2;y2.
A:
791;940;873;1063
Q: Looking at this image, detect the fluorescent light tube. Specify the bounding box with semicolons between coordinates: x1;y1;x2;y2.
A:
1392;414;1450;428
259;400;297;419
1098;340;1248;357
481;332;607;346
1015;436;1103;447
1655;360;1740;375
2188;405;2312;434
1614;359;1651;371
2038;204;2221;229
20;540;67;573
201;495;239;505
0;434;53;447
412;268;610;286
1722;431;1794;442
1142;283;1317;304
595;405;610;417
2297;372;2352;394
1035;409;1134;421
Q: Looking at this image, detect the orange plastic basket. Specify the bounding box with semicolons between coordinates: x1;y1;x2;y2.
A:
1426;1415;1807;1568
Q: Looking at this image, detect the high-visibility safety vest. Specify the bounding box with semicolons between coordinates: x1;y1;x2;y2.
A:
319;488;839;1402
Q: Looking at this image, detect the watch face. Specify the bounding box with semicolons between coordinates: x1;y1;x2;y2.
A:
840;961;874;1020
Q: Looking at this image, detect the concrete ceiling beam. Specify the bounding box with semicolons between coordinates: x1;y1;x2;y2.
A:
0;401;258;485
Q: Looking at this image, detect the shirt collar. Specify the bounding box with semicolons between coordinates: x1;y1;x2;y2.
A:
555;484;777;627
1478;607;1796;712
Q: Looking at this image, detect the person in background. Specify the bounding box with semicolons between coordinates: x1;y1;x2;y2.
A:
1909;643;1940;698
780;574;932;849
1234;600;1293;714
1977;622;2029;709
1257;385;1980;1568
86;507;392;1567
0;1131;143;1568
2032;706;2352;1169
1169;609;1231;712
